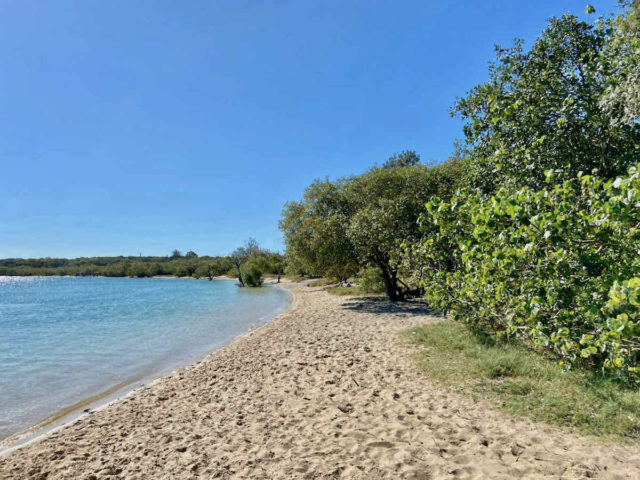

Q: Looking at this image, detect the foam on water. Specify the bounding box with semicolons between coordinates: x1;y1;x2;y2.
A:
0;276;289;440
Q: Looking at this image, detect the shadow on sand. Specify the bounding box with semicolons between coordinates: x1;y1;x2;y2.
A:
340;296;437;317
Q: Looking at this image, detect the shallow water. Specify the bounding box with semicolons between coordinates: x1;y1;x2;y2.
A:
0;276;289;440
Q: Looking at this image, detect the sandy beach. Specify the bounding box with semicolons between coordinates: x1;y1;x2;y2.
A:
2;280;640;479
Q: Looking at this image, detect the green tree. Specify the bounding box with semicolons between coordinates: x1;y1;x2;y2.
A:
343;161;461;300
413;165;640;377
241;257;264;287
194;264;210;279
382;150;420;169
209;257;233;277
600;0;640;126
280;157;463;300
453;13;640;191
263;252;287;283
230;238;260;287
185;250;198;258
280;180;358;283
126;262;150;278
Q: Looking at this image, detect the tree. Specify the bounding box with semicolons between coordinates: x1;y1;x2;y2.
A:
280;180;359;283
280;159;463;300
209;257;233;277
185;250;198;258
343;161;462;300
600;0;640;126
241;258;264;287
230;238;260;287
453;13;640;191
382;150;420;169
263;252;287;283
170;249;182;258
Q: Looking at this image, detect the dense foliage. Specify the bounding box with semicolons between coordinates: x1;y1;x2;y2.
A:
405;2;640;378
241;259;265;287
228;238;286;287
280;2;640;377
413;166;640;375
280;180;358;283
600;1;640;126
453;9;640;192
280;159;463;300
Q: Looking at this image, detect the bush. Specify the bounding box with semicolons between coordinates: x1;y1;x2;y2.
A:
307;278;338;287
326;285;384;297
193;265;210;279
241;260;263;287
413;165;640;378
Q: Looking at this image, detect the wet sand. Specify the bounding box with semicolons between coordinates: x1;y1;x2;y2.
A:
1;280;639;479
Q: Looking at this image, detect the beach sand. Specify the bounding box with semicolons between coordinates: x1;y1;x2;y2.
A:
1;280;639;479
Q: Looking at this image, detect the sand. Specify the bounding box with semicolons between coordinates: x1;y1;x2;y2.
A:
1;280;640;479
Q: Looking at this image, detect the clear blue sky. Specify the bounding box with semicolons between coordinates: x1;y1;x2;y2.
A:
0;0;621;258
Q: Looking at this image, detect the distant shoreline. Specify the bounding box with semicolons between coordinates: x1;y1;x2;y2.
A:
0;274;237;280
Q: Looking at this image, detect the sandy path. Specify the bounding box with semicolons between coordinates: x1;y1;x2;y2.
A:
2;281;640;479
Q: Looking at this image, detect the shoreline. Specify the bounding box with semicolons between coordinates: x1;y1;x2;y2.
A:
0;274;239;281
2;281;639;478
0;278;291;456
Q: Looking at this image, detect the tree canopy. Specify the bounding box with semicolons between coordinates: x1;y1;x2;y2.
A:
453;12;640;191
381;150;421;169
280;158;463;300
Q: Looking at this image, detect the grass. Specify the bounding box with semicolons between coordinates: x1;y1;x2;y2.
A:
283;274;305;282
405;321;640;444
326;285;385;296
307;278;338;287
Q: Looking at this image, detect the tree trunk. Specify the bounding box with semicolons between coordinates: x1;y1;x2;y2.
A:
235;263;245;287
277;274;281;283
378;262;403;301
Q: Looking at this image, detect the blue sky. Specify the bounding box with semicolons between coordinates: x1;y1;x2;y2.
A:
1;0;621;258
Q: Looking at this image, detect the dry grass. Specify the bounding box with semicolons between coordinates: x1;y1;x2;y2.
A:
326;285;384;297
306;278;338;287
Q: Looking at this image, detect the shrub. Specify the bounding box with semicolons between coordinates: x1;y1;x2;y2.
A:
241;260;264;287
307;278;338;287
326;285;384;297
413;165;640;378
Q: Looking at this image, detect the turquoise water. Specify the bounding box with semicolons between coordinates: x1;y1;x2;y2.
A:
0;276;289;441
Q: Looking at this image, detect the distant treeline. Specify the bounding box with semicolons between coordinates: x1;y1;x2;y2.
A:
0;249;286;281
